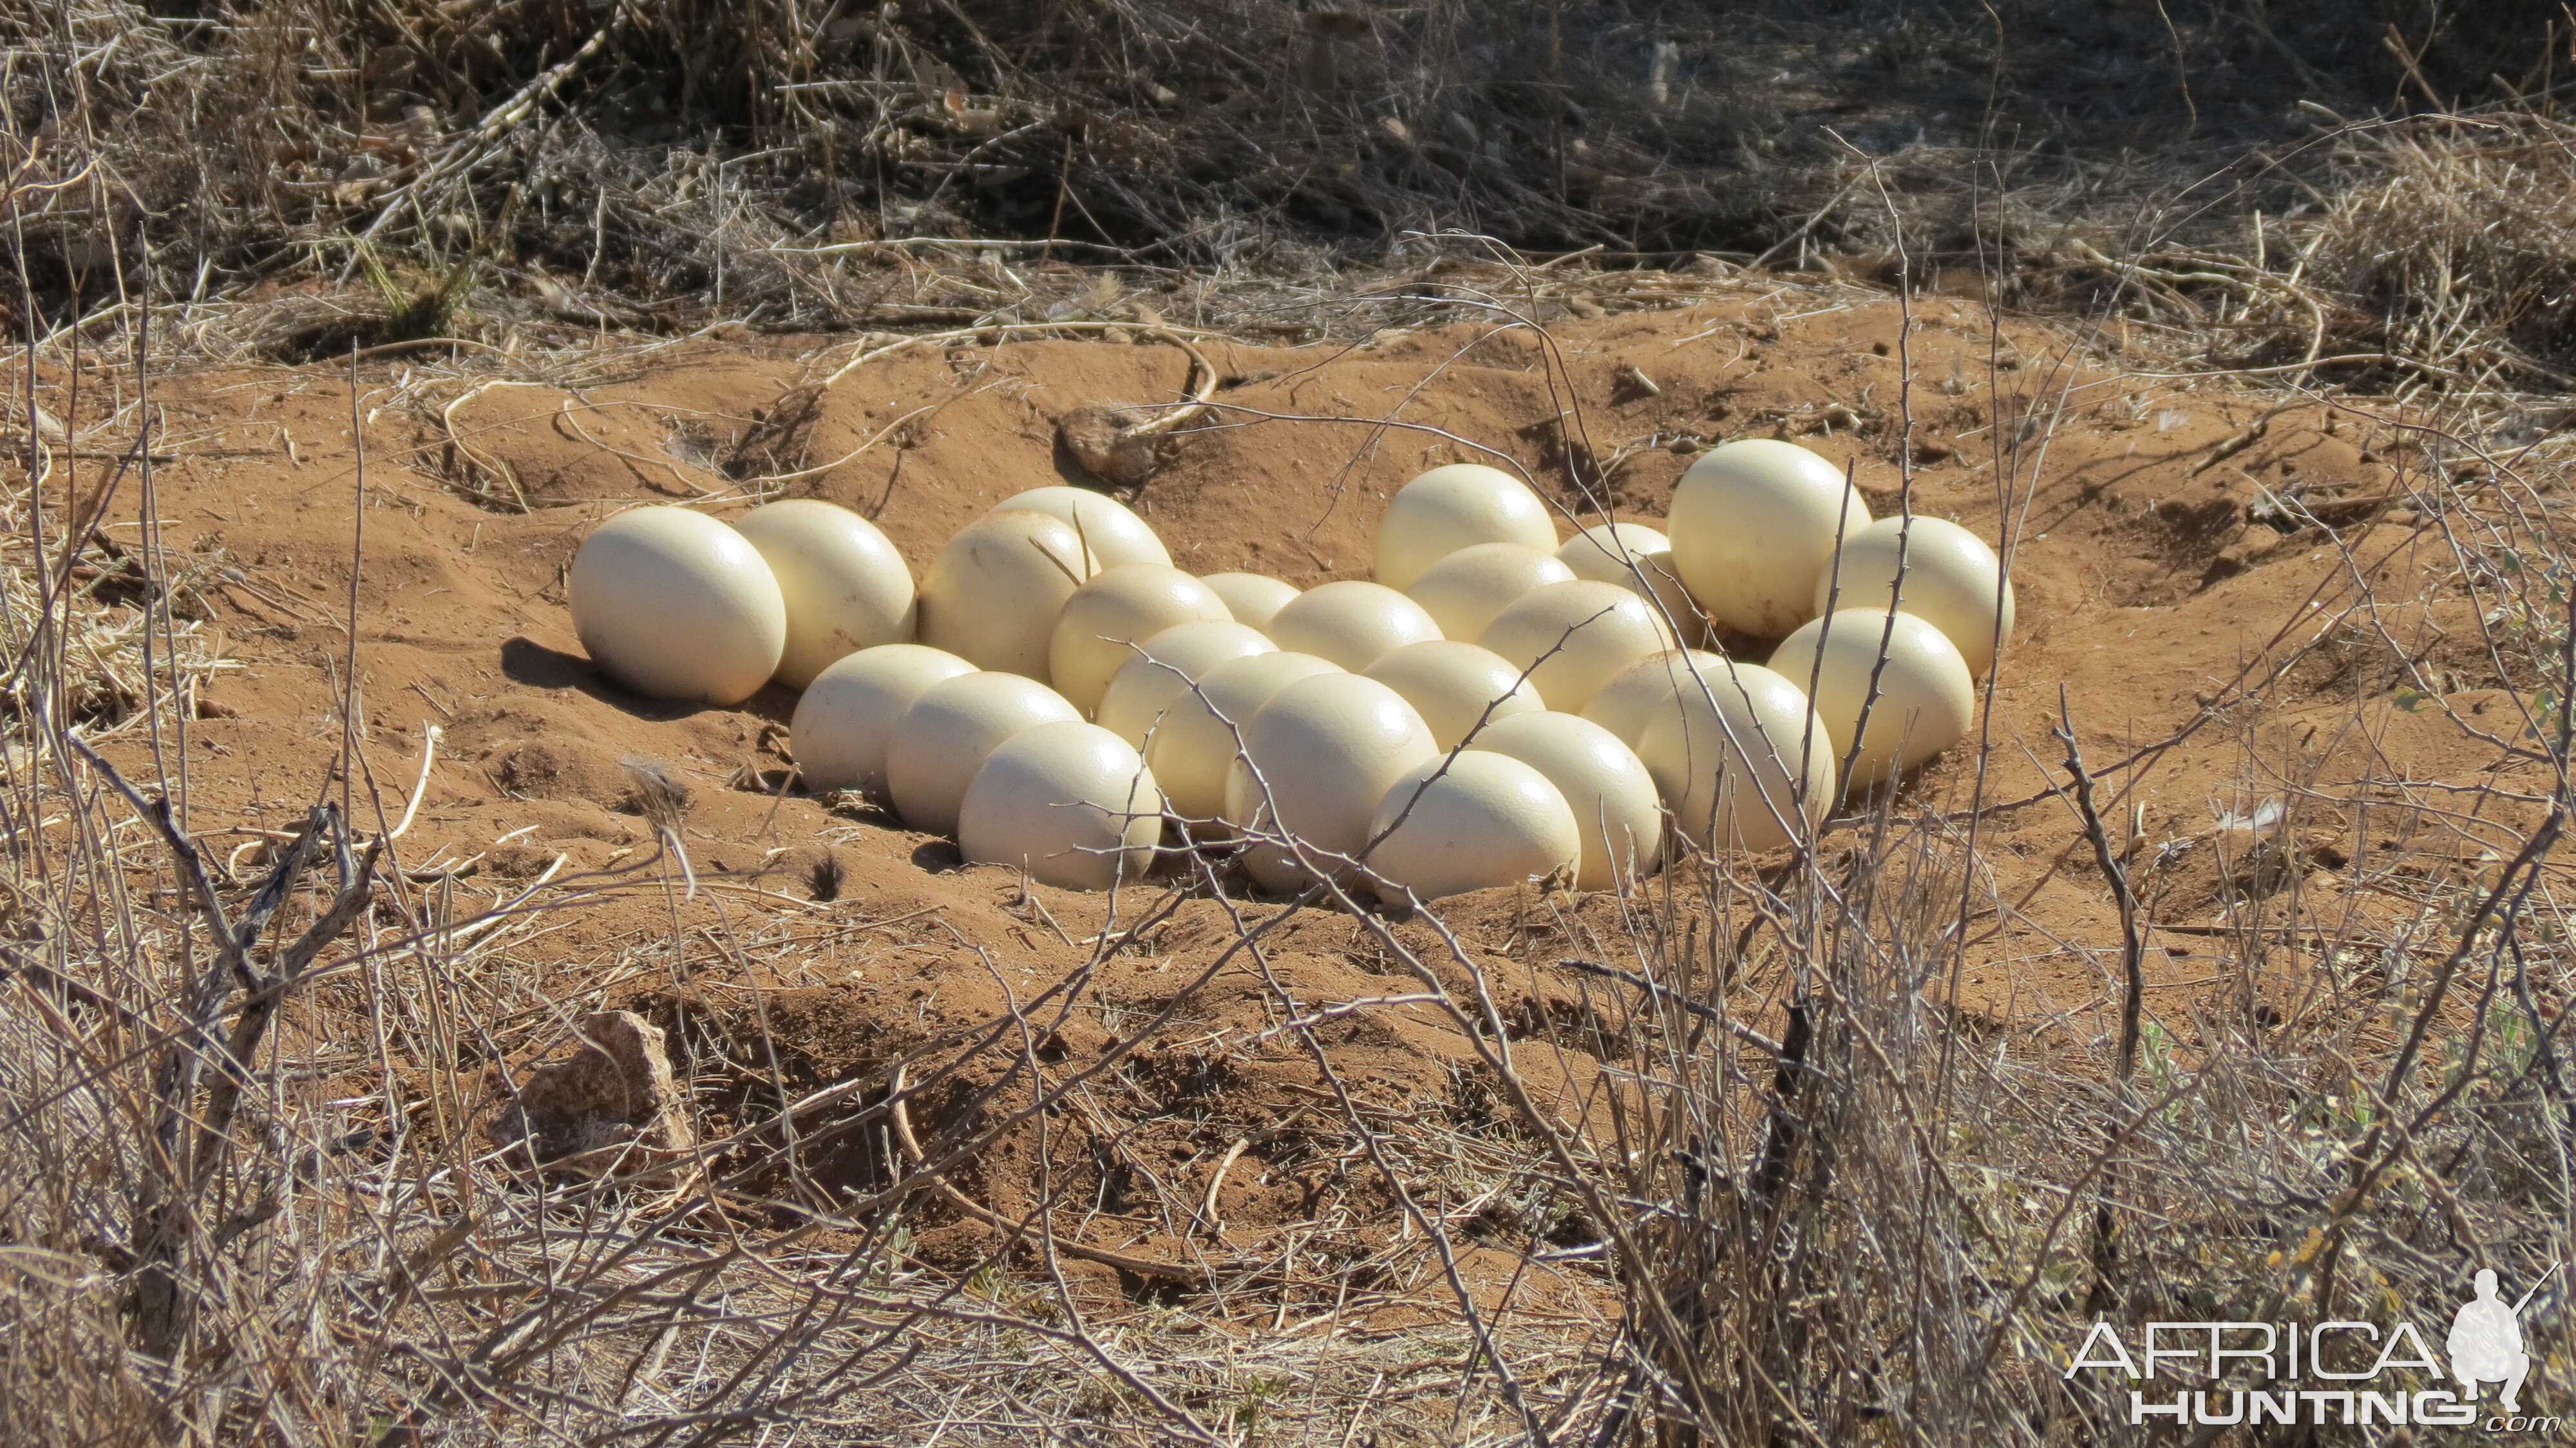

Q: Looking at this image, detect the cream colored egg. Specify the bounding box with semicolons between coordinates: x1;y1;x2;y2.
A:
1364;752;1580;903
1093;621;1277;747
1669;439;1871;637
1404;542;1575;642
1765;609;1976;786
790;643;976;797
994;485;1170;569
886;671;1081;837
1361;640;1544;750
729;499;916;689
1201;572;1302;635
1267;580;1443;672
1580;649;1730;748
958;721;1163;890
917;508;1095;680
1558;520;1707;646
1557;520;1671;574
1046;565;1234;716
1144;651;1343;825
1223;672;1437;893
1814;515;2016;678
569;506;786;705
1470;712;1663;891
1372;463;1559;590
1479;579;1677;712
1636;658;1835;855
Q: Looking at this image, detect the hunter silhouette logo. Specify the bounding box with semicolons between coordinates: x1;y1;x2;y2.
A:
2063;1266;2559;1430
2450;1267;2543;1415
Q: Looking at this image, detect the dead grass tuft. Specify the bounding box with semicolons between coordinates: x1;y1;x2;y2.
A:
10;0;2567;348
2294;111;2576;390
0;439;228;752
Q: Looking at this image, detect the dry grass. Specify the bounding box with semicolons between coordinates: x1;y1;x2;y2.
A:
2036;108;2576;410
7;0;2567;348
2290;112;2576;388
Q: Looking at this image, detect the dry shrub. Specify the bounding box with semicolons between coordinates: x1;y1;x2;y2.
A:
1991;108;2576;406
1563;806;2573;1440
2295;111;2576;389
0;446;227;750
14;0;2568;346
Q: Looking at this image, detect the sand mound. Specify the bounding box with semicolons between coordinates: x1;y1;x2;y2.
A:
61;271;2509;1286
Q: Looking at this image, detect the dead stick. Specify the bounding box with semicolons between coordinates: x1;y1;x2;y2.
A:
2054;688;2145;1316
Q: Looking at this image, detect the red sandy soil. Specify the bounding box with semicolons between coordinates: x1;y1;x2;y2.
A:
41;267;2539;1308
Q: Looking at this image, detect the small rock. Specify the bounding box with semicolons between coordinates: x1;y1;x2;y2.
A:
1057;407;1160;486
491;1011;694;1177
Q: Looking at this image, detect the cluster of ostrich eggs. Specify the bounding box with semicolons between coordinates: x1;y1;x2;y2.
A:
1665;441;2016;786
562;439;2011;901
